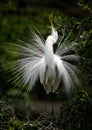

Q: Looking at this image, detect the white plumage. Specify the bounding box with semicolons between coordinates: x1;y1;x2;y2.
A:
11;20;80;94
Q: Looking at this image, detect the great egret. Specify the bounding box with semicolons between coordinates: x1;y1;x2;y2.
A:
11;19;80;95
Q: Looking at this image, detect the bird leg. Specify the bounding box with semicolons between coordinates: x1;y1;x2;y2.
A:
51;99;54;114
45;89;47;113
50;92;55;114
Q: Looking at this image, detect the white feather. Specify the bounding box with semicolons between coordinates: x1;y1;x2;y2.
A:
10;25;80;94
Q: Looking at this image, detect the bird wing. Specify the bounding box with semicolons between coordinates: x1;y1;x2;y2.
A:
10;29;45;92
51;55;62;93
52;55;76;93
55;43;80;93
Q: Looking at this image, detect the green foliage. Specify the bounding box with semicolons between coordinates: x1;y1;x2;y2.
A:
59;90;92;130
0;100;24;130
76;30;92;84
78;0;92;12
0;15;31;98
0;15;31;43
5;1;17;12
54;15;92;88
0;91;92;130
7;88;32;110
9;117;24;130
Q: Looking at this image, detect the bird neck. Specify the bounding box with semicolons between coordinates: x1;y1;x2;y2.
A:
44;28;58;65
45;41;54;65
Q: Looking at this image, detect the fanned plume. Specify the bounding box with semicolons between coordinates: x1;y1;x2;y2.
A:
9;26;80;94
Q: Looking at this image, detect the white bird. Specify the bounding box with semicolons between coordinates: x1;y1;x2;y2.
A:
11;19;80;95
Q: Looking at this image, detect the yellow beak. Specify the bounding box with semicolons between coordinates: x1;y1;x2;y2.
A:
50;19;54;27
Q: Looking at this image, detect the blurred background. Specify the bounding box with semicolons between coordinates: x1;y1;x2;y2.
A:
0;0;92;130
0;0;92;127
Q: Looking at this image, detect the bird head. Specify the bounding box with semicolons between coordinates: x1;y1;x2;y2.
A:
50;19;58;43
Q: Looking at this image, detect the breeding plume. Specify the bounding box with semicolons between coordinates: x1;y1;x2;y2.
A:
11;20;80;94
